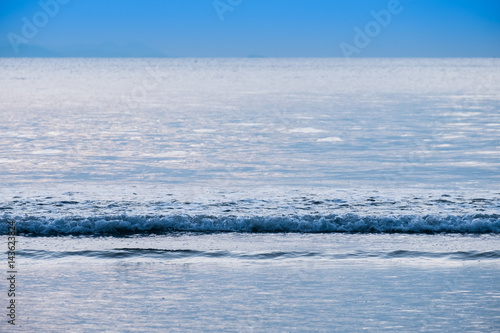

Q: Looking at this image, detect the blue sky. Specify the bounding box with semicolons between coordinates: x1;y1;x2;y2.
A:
1;0;499;57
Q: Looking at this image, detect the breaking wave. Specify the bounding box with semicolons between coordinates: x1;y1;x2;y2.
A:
1;213;499;236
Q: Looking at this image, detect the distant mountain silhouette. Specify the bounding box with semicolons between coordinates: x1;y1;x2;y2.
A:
58;42;167;57
0;42;167;57
0;44;61;57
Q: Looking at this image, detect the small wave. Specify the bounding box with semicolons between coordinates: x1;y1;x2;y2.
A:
16;248;227;260
14;248;500;260
1;213;499;236
385;250;500;260
16;248;318;260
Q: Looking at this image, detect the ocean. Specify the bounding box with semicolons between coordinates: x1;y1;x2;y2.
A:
1;58;499;332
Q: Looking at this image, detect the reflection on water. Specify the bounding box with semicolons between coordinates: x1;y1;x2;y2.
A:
0;58;499;189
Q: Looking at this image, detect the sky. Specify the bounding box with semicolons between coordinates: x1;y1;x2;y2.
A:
0;0;499;57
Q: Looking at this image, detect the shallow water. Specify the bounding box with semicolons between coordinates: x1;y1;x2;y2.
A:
7;234;500;332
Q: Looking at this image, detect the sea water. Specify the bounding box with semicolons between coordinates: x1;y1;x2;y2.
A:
1;58;499;332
